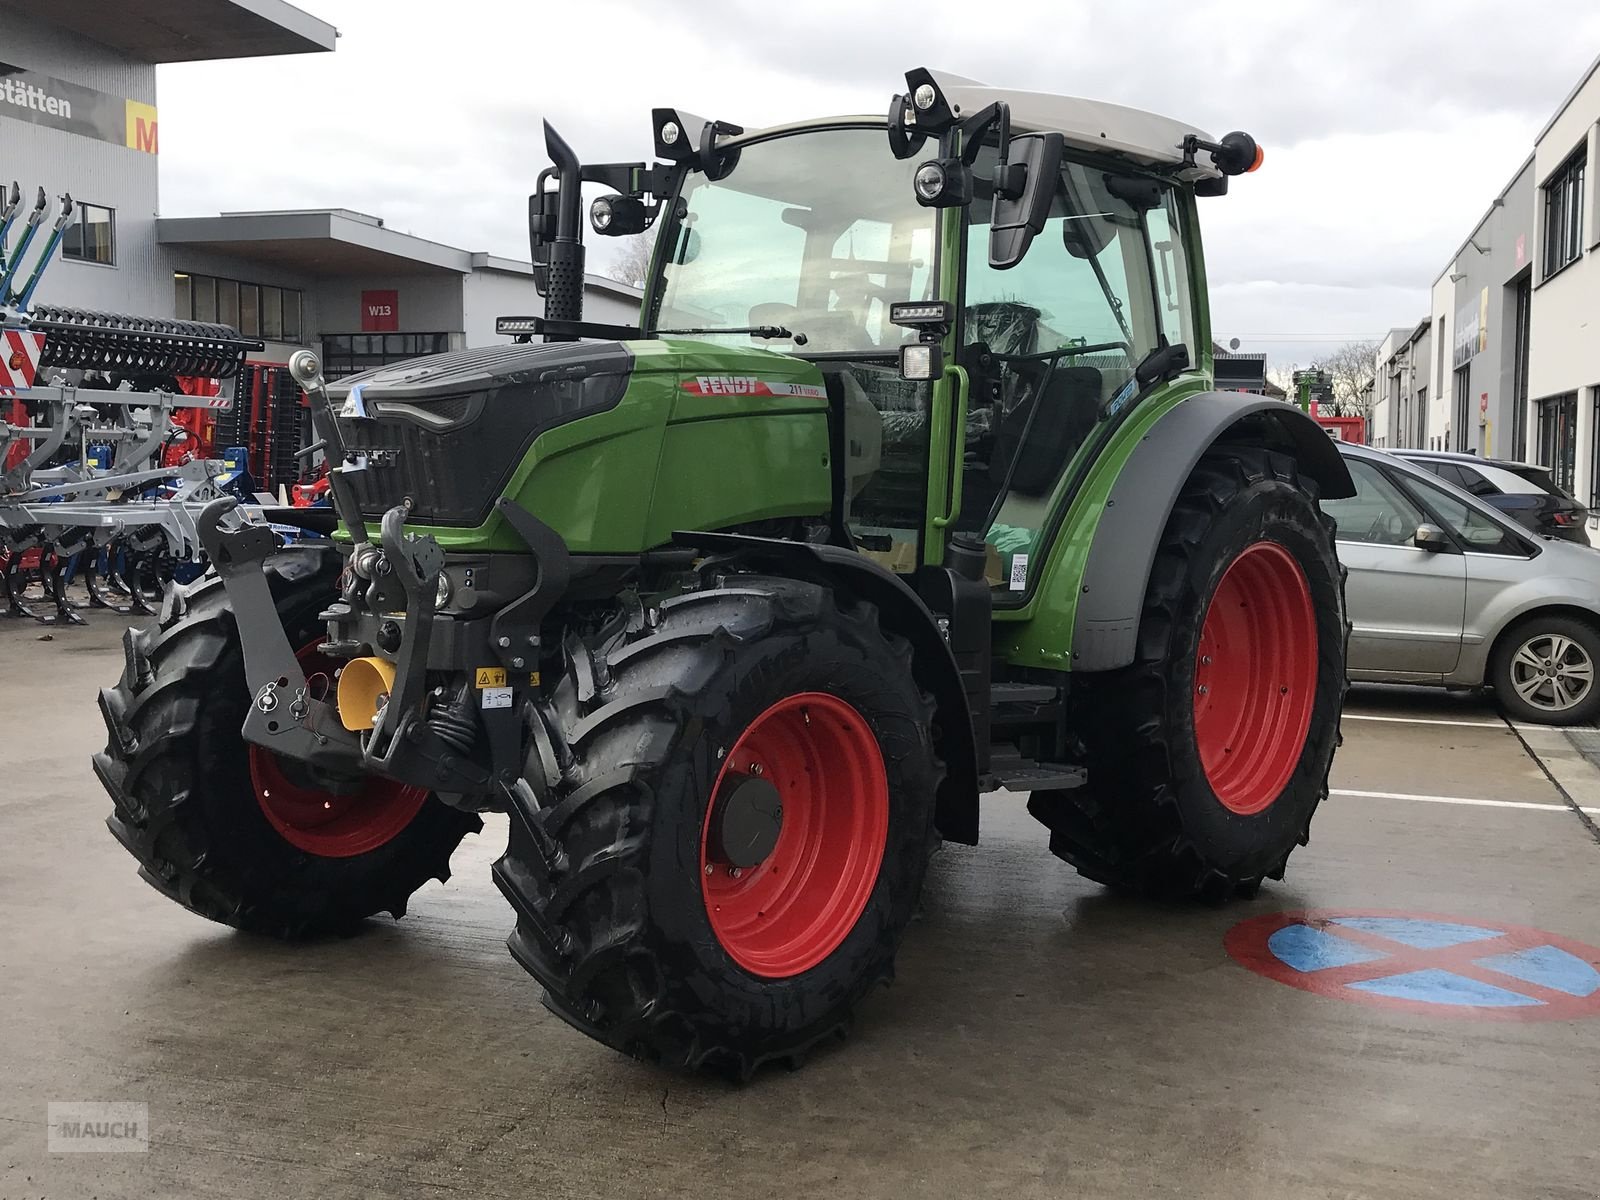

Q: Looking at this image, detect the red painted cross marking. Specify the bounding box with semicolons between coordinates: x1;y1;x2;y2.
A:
1226;909;1600;1022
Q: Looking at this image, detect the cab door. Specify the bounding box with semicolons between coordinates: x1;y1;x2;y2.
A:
1323;456;1467;677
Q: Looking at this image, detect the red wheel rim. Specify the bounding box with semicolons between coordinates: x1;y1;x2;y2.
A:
699;692;889;978
1193;540;1318;816
247;643;428;857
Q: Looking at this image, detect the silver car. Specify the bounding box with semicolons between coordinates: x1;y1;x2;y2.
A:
1326;442;1600;724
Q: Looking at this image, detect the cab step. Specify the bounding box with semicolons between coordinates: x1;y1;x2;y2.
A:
984;747;1086;793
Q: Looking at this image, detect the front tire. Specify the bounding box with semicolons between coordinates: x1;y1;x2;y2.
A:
1029;444;1346;898
93;553;482;938
492;573;941;1077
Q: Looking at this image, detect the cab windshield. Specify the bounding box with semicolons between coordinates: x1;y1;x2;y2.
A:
652;126;938;354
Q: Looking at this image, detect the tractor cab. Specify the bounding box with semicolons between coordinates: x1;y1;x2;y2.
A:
543;69;1263;597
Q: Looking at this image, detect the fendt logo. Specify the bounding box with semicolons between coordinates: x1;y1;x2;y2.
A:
681;376;827;399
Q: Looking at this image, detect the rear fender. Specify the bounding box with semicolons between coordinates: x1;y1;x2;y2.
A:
1072;394;1354;672
678;531;981;844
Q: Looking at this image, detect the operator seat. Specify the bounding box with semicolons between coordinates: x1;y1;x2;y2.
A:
992;365;1103;497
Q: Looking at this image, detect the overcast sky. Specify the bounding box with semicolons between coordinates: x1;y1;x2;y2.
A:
158;0;1600;367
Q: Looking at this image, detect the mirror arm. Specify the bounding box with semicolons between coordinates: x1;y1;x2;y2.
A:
957;101;1011;167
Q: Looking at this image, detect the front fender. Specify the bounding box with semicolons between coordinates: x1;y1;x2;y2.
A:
1070;393;1353;672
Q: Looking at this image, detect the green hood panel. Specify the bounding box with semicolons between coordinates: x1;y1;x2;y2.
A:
371;339;832;553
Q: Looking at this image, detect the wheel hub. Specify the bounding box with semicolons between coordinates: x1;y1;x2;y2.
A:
710;772;784;867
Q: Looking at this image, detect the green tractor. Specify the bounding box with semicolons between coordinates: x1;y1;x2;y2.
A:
95;69;1351;1076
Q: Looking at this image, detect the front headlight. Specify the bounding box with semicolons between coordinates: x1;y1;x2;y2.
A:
436;570;453;611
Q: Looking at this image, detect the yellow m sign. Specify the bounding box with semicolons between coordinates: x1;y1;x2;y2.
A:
124;99;158;154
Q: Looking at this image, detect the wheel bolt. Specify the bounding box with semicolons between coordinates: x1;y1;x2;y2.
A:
729;866;742;879
704;864;714;876
1197;684;1209;694
751;763;762;775
1201;655;1212;665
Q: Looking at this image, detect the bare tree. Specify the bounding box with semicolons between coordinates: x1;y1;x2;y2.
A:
1265;363;1297;398
599;236;653;289
1311;340;1380;418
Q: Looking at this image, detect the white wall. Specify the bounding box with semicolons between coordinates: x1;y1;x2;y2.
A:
1528;73;1600;401
1527;66;1600;514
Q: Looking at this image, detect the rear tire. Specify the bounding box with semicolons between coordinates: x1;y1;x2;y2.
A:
1029;444;1346;898
493;571;941;1077
93;552;482;938
1489;613;1600;725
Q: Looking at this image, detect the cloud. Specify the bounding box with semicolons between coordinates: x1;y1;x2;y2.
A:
155;0;1600;363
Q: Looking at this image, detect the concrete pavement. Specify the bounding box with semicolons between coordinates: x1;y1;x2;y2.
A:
2;619;1598;1199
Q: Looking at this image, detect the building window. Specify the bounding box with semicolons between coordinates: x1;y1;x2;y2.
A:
61;203;115;265
1538;392;1578;495
1512;275;1532;460
1592;390;1600;511
1543;146;1586;278
175;272;303;341
320;332;451;379
1452;367;1471;454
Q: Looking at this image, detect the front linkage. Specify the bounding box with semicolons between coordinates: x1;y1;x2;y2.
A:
196;350;571;810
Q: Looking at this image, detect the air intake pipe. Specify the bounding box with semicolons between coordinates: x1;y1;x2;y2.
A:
542;121;586;335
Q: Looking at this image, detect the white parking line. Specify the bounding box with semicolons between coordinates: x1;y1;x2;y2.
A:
1341;713;1507;729
1332;787;1600;815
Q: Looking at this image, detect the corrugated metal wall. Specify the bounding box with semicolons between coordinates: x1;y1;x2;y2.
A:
2;7;166;314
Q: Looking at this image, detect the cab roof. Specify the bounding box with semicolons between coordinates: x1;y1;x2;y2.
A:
931;71;1222;180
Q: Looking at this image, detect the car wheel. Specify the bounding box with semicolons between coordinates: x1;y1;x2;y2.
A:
1489;615;1600;725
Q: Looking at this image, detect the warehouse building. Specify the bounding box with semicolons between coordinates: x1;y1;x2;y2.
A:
2;1;636;375
1376;51;1599;526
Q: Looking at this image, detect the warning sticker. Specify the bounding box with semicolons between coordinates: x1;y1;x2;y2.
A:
528;671;542;687
480;687;513;710
474;667;507;688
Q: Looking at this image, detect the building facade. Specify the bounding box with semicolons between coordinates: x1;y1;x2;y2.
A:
3;3;636;376
1371;321;1432;450
1424;155;1536;464
1387;53;1599;529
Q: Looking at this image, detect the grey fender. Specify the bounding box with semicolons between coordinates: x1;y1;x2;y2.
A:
678;530;982;844
1072;393;1354;673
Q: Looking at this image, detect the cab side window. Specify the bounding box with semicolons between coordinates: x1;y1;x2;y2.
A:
956;154;1190;587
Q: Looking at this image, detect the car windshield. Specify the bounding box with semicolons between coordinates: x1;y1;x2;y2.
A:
652;126;938;355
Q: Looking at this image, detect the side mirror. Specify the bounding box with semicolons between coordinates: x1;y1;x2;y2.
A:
989;132;1063;270
1414;523;1450;552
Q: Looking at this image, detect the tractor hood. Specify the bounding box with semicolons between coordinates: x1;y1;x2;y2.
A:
328;339;635;526
326;338;830;531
